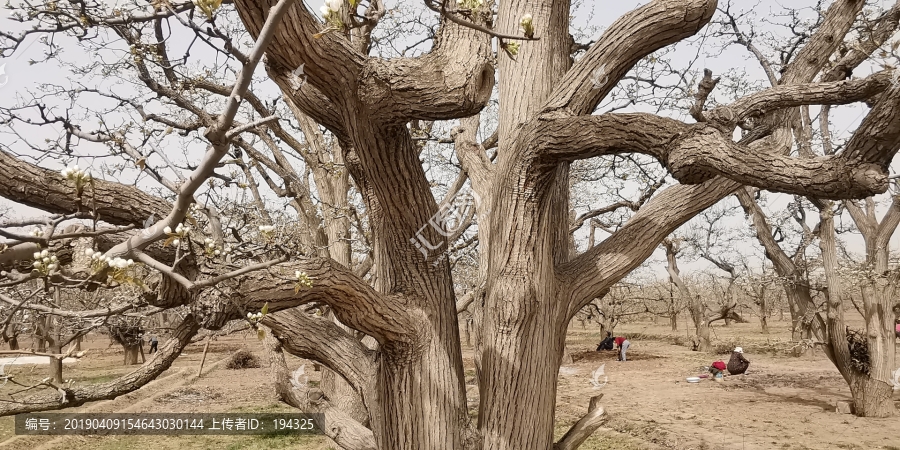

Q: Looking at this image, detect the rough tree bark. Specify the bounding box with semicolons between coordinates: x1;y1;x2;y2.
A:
4;0;900;446
758;286;769;333
123;345;141;366
48;344;63;384
669;283;679;331
235;0;492;447
261;323;377;450
828;196;900;417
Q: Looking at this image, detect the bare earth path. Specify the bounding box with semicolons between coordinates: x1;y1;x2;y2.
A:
0;319;897;449
552;322;900;450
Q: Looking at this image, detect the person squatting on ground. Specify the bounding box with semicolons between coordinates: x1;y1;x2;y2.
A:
615;336;631;361
727;346;750;375
709;360;727;377
596;332;615;351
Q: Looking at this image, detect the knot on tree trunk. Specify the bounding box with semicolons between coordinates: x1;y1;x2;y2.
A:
849;163;888;195
191;289;238;329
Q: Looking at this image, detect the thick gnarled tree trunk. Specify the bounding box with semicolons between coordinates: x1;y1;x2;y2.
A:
758;295;769;333
49;345;63;384
5;0;900;447
123;344;142;366
819;203;897;417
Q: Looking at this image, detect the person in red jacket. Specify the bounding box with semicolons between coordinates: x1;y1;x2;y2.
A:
709;360;727;377
614;336;630;361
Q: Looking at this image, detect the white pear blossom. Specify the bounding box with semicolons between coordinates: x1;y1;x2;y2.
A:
172;239;180;246
163;226;172;234
520;14;533;26
295;271;313;288
31;249;60;274
61;166;91;183
328;0;341;11
105;257;135;269
519;14;534;38
85;248;95;256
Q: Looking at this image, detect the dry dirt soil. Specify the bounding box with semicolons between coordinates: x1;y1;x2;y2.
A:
0;316;896;450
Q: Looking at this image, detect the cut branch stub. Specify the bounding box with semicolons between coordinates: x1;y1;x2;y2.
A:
554;394;608;450
690;68;721;122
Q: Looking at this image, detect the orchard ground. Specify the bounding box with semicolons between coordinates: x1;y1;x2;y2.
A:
0;315;897;450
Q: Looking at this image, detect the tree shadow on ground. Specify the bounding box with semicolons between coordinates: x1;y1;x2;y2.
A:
570;349;663;364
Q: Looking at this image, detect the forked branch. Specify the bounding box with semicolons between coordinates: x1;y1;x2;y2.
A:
261;328;377;450
262;308;376;394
